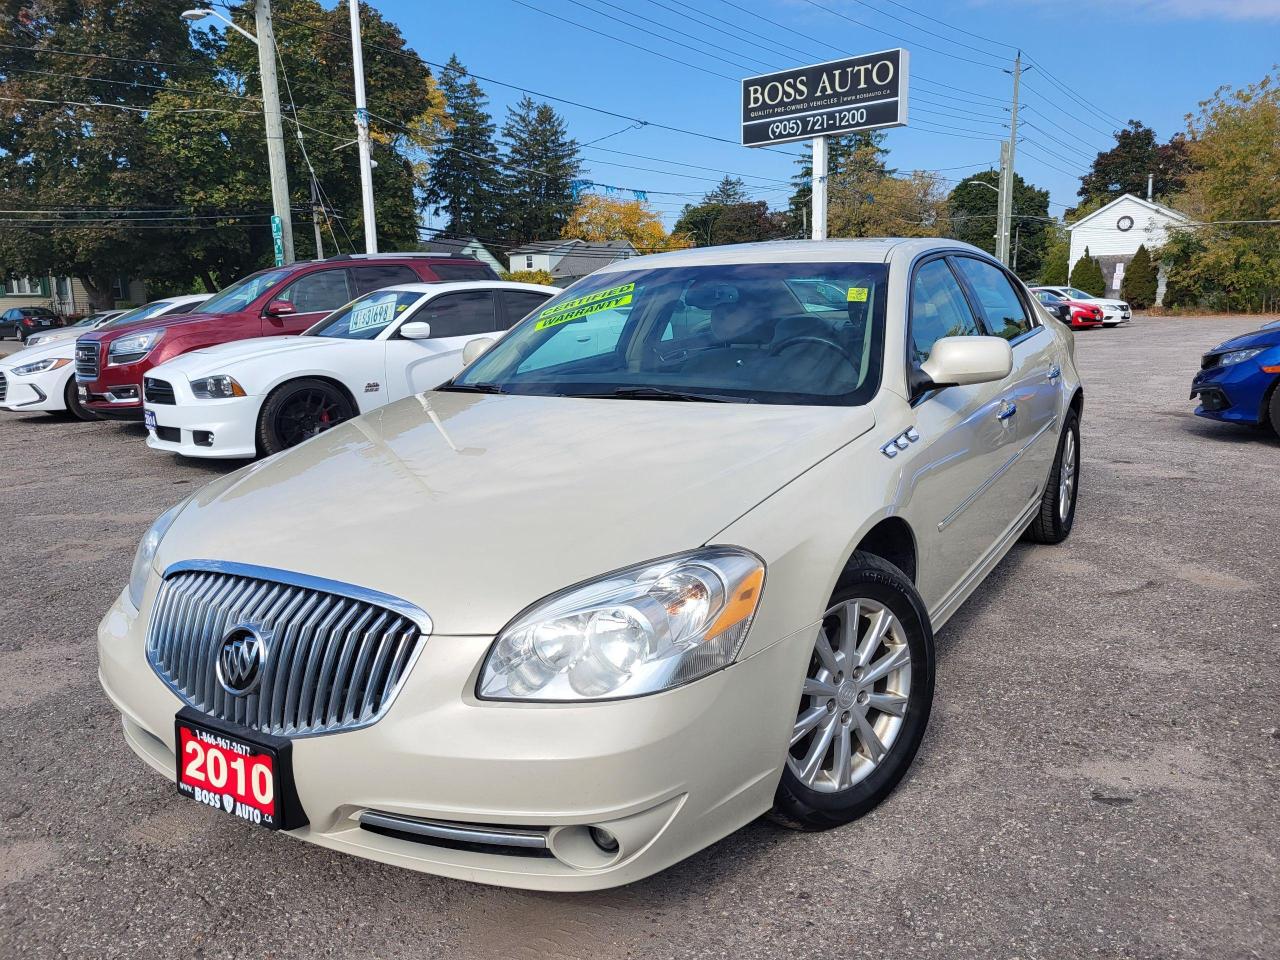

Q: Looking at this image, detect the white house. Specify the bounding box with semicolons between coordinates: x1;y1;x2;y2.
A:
506;239;637;287
1067;194;1191;304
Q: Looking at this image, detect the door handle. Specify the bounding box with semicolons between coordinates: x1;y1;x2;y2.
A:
997;400;1017;421
1048;364;1062;381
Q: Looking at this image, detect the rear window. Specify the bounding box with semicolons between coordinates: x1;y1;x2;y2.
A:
428;261;499;281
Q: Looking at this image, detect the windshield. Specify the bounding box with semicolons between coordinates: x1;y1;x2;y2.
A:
1063;287;1093;300
101;300;183;329
194;268;291;315
68;314;105;329
452;261;888;405
305;289;425;340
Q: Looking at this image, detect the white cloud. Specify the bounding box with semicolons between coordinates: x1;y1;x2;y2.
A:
1046;0;1280;19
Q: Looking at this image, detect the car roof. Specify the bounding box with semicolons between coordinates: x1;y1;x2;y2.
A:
367;281;561;296
589;238;991;274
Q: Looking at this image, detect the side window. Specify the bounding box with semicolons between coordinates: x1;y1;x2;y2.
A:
419;291;496;338
279;269;353;314
429;262;499;281
497;290;553;329
909;259;982;365
952;257;1033;341
352;265;419;296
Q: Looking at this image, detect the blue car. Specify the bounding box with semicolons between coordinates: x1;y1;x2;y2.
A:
1189;319;1280;435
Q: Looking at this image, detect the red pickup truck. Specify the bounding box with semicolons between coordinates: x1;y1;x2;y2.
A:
75;253;498;419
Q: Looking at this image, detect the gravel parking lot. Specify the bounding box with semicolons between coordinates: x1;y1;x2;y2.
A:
1;315;1277;960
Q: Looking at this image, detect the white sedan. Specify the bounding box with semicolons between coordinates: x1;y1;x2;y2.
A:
1032;286;1131;326
141;281;558;459
0;294;209;420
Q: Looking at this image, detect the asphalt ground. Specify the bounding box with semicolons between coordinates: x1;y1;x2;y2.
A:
1;315;1277;960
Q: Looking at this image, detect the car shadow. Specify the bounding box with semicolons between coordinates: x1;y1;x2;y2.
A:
1179;415;1280;447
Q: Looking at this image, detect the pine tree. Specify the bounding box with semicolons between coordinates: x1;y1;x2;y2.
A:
498;96;582;247
1069;247;1107;297
704;176;749;204
786;132;891;234
1122;244;1158;308
425;56;503;239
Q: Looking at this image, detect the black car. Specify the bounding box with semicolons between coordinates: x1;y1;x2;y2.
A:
1;306;62;343
1033;290;1073;326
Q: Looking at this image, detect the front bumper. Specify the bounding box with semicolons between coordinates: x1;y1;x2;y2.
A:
80;357;146;417
0;365;70;412
144;392;262;459
1189;360;1277;426
98;584;814;890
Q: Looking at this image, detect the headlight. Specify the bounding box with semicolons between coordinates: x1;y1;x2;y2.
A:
109;329;164;364
127;499;188;608
190;375;246;399
1219;347;1265;366
12;357;70;376
478;547;765;701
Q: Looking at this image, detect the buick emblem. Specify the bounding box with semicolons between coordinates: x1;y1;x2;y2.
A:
215;624;269;697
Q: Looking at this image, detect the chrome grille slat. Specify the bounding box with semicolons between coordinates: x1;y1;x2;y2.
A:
145;566;427;737
74;342;100;381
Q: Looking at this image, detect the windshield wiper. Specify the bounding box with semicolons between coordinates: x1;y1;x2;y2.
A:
439;381;506;395
590;386;750;403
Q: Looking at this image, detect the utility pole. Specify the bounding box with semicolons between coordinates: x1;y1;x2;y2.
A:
995;140;1010;263
996;51;1022;266
348;0;378;254
254;0;294;264
310;178;325;259
811;136;828;241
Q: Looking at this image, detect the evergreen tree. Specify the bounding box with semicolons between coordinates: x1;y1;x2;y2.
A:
1069;247;1107;297
948;170;1052;279
1040;234;1069;285
425;56;503;239
704;176;750;204
787;132;890;234
1122;244;1158;308
498;96;582;247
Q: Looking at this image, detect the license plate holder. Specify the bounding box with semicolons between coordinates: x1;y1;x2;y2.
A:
174;708;308;831
143;409;157;430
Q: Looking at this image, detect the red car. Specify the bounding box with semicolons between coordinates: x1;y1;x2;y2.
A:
1064;300;1105;329
75;253;497;419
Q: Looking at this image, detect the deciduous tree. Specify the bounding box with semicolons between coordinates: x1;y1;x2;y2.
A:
561;195;692;252
1078;120;1190;204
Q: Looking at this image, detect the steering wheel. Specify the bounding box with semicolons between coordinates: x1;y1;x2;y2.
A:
768;335;860;376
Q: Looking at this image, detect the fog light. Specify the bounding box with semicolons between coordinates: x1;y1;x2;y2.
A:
193;430;214;447
589;826;619;853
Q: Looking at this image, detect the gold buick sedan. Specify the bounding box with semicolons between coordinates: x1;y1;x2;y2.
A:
98;239;1083;890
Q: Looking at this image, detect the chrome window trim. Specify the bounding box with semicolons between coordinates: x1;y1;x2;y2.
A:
358;811;549;850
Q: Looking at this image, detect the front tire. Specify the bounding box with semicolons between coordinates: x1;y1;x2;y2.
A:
1026;407;1080;544
63;376;99;421
770;552;935;831
256;378;355;456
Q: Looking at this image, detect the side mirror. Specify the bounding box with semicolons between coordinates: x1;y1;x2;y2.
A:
264;299;296;317
921;336;1013;388
461;337;495;366
399;320;432;340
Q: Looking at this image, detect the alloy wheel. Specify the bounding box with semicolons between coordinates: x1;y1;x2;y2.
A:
1058;429;1077;524
787;598;912;793
275;389;347;448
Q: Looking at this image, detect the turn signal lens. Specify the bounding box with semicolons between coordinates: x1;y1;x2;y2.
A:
478;548;765;701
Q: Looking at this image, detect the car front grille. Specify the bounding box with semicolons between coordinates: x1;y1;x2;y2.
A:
145;564;429;737
75;343;100;381
0;371;7;403
144;377;175;404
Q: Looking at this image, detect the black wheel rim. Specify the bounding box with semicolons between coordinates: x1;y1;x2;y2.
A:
274;389;349;448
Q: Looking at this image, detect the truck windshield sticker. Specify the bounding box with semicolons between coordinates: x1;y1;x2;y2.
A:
534;283;635;331
348;296;398;333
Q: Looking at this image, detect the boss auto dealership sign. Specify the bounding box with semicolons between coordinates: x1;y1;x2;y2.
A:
741;48;909;147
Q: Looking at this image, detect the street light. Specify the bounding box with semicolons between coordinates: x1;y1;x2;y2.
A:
181;5;294;264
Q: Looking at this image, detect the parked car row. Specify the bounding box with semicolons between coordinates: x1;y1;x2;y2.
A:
1029;286;1131;330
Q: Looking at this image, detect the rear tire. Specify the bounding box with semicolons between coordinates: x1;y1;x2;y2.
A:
63;376;100;421
256;378;355;456
1026;408;1080;544
769;552;935;831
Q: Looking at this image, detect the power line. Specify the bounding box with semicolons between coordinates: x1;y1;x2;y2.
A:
798;0;1007;70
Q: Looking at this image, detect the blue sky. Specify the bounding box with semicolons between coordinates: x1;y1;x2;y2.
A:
379;0;1279;229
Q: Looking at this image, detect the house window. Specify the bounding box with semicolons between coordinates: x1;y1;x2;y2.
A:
5;276;37;295
526;255;534;269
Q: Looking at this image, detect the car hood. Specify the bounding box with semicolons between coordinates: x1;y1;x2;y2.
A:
158;390;876;634
153;336;335;378
78;311;213;345
25;328;85;347
1209;327;1280;354
0;337;77;368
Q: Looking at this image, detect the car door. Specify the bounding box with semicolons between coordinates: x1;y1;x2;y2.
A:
951;256;1061;504
263;268;354;335
900;257;1026;605
383;289;499;398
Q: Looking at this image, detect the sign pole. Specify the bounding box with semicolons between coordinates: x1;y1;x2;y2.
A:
811;136;828;241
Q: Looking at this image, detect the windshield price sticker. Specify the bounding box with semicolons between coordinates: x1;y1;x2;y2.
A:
348;297;398;333
534;283;635;330
847;287;868;302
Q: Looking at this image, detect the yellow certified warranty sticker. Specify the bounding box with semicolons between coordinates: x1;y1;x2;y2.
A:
534;282;635;331
846;287;868;302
